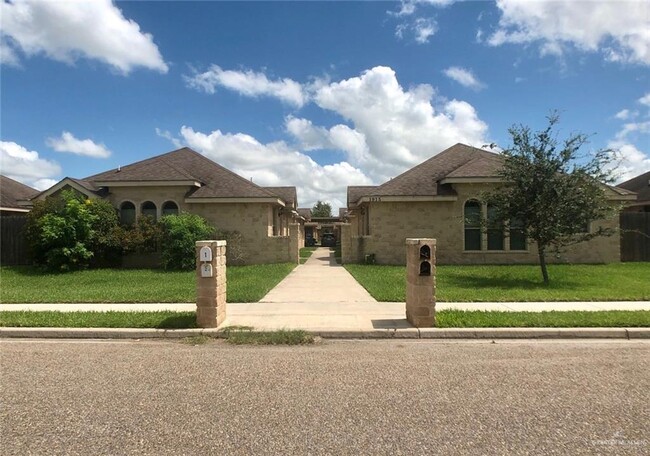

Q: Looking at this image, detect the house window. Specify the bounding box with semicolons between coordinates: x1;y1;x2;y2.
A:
464;200;482;250
509;217;527;250
487;204;505;251
162;201;179;217
119;201;136;226
141;201;157;221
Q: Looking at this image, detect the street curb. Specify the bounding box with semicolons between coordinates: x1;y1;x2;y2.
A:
0;327;648;340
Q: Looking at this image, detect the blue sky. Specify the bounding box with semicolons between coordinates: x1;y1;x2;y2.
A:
2;0;649;210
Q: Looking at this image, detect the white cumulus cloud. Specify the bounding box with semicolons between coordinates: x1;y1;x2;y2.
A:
0;141;61;189
1;0;167;74
443;66;486;90
639;92;650;107
46;132;112;159
172;65;491;209
488;0;650;65
185;65;307;107
310;66;489;182
178;126;372;210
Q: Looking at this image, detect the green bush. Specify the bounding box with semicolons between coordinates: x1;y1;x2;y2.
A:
25;190;120;271
120;216;162;254
159;213;216;270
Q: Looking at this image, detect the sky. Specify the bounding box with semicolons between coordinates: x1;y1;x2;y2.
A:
1;0;649;211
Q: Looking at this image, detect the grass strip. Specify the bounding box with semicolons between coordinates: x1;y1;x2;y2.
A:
0;263;296;303
0;311;196;328
344;263;650;302
1;310;648;329
222;327;314;345
437;310;650;328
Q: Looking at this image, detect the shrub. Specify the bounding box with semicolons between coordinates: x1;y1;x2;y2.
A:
25;190;119;271
159;213;216;270
120;216;162;254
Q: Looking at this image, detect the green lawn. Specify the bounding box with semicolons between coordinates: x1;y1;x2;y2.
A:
344;263;650;302
0;263;296;303
1;310;647;328
299;247;316;264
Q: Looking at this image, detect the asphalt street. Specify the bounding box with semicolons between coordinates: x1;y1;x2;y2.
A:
1;339;648;455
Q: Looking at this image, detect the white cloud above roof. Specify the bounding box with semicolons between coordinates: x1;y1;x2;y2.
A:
177;126;372;210
0;0;168;74
488;0;650;65
46;132;112;159
175;65;491;208
0;141;61;189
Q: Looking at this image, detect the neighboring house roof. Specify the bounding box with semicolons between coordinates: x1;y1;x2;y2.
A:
42;147;293;203
617;171;650;204
265;186;298;208
0;175;38;211
370;143;499;198
347;186;377;207
297;208;312;220
348;143;635;205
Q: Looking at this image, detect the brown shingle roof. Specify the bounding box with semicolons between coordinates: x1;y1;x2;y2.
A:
265;186;297;207
347;186;377;206
370;143;500;197
618;171;650;202
85;147;278;200
297;208;312;220
0;175;38;209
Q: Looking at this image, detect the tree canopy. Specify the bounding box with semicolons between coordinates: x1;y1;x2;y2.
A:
312;200;333;217
485;113;618;284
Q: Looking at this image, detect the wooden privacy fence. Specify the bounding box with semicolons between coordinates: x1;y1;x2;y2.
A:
620;212;650;262
1;216;29;266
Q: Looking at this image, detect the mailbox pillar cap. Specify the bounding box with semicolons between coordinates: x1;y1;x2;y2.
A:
196;240;227;247
406;238;436;245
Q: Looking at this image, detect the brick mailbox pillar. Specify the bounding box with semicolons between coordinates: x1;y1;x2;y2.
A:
405;238;436;327
195;240;227;328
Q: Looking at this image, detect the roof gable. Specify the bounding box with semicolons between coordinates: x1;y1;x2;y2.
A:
370;143;500;197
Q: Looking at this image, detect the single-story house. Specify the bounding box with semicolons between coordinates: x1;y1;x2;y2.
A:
343;143;636;265
28;147;303;265
617;171;650;212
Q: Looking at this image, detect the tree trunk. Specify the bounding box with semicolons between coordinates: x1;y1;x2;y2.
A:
537;243;549;285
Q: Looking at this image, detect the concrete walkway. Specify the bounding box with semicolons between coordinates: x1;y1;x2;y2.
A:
2;247;649;332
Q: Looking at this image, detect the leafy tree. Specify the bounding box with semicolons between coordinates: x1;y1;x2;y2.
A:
485;113;618;284
26;190;123;270
159;213;216;270
312;200;332;217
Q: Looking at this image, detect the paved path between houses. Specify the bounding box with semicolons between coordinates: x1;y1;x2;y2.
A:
2;246;649;332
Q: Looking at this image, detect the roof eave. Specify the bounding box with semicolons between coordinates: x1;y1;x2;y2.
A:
359;195;458;203
185;197;285;206
440;177;504;185
94;180;201;188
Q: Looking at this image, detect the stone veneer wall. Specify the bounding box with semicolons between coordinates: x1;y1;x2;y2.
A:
343;182;621;265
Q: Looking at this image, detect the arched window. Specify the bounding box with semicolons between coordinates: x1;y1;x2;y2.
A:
464;200;482;251
162;201;179;217
119;201;136;226
141;201;157;221
509;217;527;250
487;204;505;251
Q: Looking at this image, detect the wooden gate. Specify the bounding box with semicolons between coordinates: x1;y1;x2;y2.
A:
620;212;650;262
